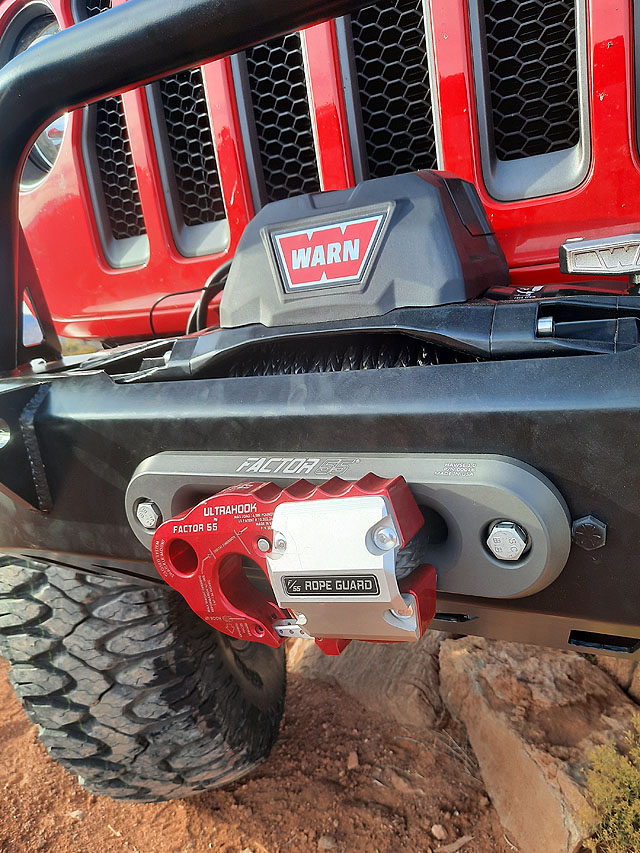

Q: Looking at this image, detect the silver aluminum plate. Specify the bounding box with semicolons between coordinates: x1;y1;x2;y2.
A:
125;452;571;599
559;233;640;276
266;495;419;642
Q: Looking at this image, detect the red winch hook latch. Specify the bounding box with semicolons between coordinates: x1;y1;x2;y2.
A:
151;474;436;656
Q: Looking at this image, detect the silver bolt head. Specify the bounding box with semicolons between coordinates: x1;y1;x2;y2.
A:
257;537;271;553
486;521;529;562
390;604;414;620
273;533;287;552
373;525;399;551
390;593;415;621
136;501;162;530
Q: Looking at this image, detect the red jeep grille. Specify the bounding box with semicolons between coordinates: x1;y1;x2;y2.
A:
77;0;585;240
16;0;635;340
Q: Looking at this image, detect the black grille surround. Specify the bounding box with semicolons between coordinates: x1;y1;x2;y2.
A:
483;0;580;161
157;68;226;228
350;0;438;179
82;0;145;242
244;33;321;203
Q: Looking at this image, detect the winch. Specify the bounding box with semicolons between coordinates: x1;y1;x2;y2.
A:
150;474;436;655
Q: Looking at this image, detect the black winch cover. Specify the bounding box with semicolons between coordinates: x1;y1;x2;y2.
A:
220;171;509;328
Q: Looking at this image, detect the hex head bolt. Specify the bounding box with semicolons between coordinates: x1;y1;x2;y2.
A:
571;515;607;550
136;501;162;530
272;533;287;552
373;526;399;551
486;520;529;561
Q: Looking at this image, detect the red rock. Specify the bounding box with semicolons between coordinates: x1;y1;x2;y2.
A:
596;656;637;691
628;665;640;703
439;637;637;853
288;631;448;730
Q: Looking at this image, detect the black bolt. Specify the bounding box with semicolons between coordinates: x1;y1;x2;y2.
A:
572;515;607;551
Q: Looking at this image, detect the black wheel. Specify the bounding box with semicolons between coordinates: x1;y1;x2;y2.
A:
0;558;286;802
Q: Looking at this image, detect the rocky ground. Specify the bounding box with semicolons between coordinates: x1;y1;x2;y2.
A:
291;634;640;853
0;654;507;853
0;631;637;853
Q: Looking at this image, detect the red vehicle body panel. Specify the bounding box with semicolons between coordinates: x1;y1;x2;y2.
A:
430;0;640;285
8;0;639;340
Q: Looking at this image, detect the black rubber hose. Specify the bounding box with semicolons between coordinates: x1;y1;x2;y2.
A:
195;260;233;333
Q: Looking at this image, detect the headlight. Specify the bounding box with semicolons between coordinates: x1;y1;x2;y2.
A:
2;8;68;190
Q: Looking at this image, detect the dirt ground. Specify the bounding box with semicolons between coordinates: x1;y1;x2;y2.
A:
0;659;511;853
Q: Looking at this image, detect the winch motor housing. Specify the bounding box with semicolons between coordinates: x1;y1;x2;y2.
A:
220;171;510;328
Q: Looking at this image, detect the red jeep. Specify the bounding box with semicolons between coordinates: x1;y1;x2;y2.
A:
0;0;635;802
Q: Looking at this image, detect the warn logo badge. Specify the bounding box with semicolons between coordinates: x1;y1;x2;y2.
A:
273;213;386;291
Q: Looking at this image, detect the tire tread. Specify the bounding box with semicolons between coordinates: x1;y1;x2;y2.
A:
0;558;285;801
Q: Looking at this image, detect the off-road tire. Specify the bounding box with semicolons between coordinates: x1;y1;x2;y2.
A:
0;558;286;802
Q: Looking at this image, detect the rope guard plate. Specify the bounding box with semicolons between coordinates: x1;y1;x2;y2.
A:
151;474;436;655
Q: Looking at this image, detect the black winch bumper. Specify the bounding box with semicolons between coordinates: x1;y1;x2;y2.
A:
0;342;638;657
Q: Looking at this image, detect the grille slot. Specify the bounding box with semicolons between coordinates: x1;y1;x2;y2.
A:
82;0;145;243
157;69;226;228
94;97;146;240
483;0;580;160
244;33;320;203
350;0;438;179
